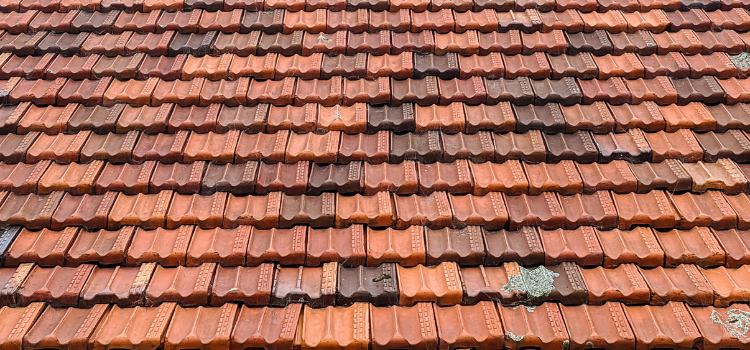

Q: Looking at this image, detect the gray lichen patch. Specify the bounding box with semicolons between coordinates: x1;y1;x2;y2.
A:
711;309;750;339
507;331;524;342
730;52;750;70
501;266;560;306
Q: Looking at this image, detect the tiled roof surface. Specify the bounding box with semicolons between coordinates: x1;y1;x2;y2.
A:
3;1;750;350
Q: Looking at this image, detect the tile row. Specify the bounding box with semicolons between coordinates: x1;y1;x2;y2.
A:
5;223;750;268
3;76;750;108
8;52;750;82
4;101;750;136
6;259;750;308
0;189;748;230
2;128;750;165
4;28;750;57
4;9;750;35
0;0;745;13
3;158;750;197
0;301;744;350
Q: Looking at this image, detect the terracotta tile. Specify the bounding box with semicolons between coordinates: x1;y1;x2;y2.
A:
438;77;487;104
597;227;664;267
690;304;750;350
46;54;99;80
454;9;499;32
79;264;154;307
579;10;627;32
670;191;738;229
166;193;226;229
544;263;590;304
576;161;637;194
432;302;504;349
257;31;304;56
168;32;217;56
246;226;306;266
370;303;437;349
24;304;108;349
623;303;702;348
672;76;727;104
0;192;64;229
266;104;317;133
0;33;47;57
413;53;458;79
396;262;461;306
80;131;139;163
210;264;272;305
306;225;367;265
624;77;678;105
366;53;411;79
651;30;703;55
622;9;671;32
125;32;175;56
37;33;89;56
629;159;692;193
338;131;389;163
702;266;750;306
91;54;144;80
539;9;584;32
240;9;284;32
0;264;31;305
435;31;480;55
231;304;301;350
279;193;335;228
505;192;565;230
326;8;367;32
137;54;186;80
560;303;636;349
336;263;397;305
363;161;419;195
226;54;272;78
609;31;657;55
113;10;161;33
499;303;568;350
216;104;268;133
682;159;747;193
28;12;74;32
317;104;367;133
483;226;543;265
460;263;525;304
0;132;40;164
548;53;597;79
579;77;631;105
152;78;204;106
0;54;54;80
697;30;745;54
51;192;117;230
0;161;49;195
348;32;391;55
285;131;341;163
324;53;368;80
512;0;553;9
538;226;603;265
196;9;242;33
414;103;465;133
0;303;44;349
502;53;551;79
659;103;715;132
108;191;173;229
462;103;514;133
457;53;504;79
524;161;584;195
66;104;119;134
713;228;750;267
91;303;176;350
116;104;171;133
422;226;485;265
724;193;750;229
183;130;240;163
367;104;415;133
142;0;182;10
95;161;155;195
612;191;679;229
103;77;158;106
440;132;494;162
17;104;75;135
592;129;652;162
223;192;281;229
132;131;188;164
543;131;599;163
296;303;370;349
566;30;613;55
391;31;436;55
4;227;78;267
699;130;750;162
493;130;547;163
65;226;135;266
529;78;581;106
496;9;543;32
664;8;711;30
686;53;737;79
9;77;67;105
559;103;615;133
164;305;238;350
580;264;650;304
393;192;453;229
247;77;296;105
18;264;93;306
657;226;723;268
272;262;337;306
201;162;258;195
366;226;425;267
479;31;522;55
467;160;525;195
336;193;394;227
81;32;133;56
146;263;215;306
170;104;222;132
254;162;308;195
645;129;703;162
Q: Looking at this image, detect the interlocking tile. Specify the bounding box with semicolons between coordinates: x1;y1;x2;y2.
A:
695;130;750;162
524;161;583;195
210;264;273;305
185;226;249;266
272;262;337;306
623;303;702;349
95;161;155;195
51;192;117;230
500;302;568;349
612;191;680;228
639;264;713;305
577;160;638;194
65;226;135;266
505;192;565;230
645;129;703;162
18;264;93;306
146;263;215;306
166;192;227;228
90;303;176;350
513;104;566;133
629;159;693;192
126;226;193;266
0;191;64;229
690;304;750;350
24;304;108;349
79;263;154;307
231;305;301;349
223;193;281;229
279;193;335;228
164;305;237;350
580;264;650;304
397;262;462;306
4;227;77;267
